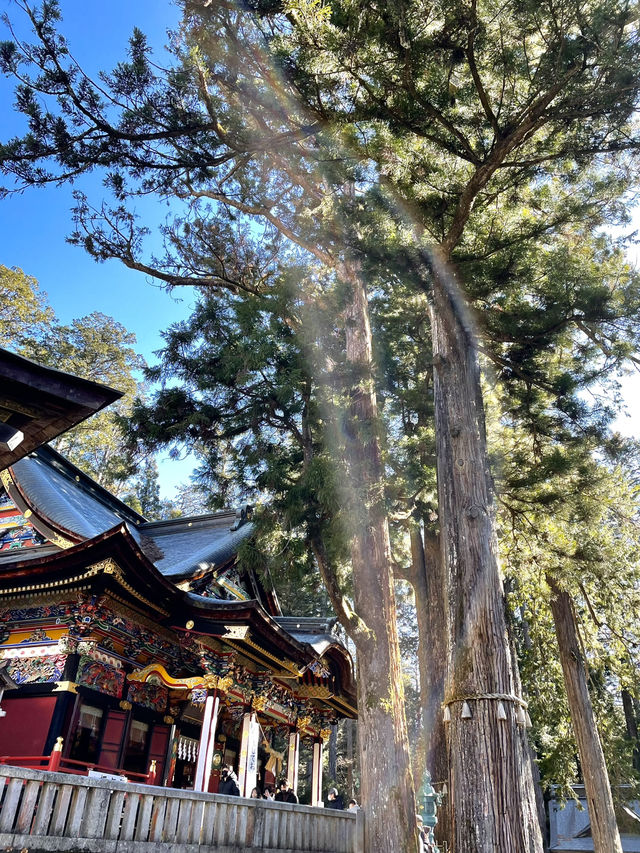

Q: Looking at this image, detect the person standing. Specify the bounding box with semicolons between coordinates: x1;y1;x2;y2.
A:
274;778;298;804
325;787;344;810
218;766;240;796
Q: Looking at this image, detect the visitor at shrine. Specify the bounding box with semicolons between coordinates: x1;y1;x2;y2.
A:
274;778;298;803
347;799;359;811
250;787;261;798
325;787;344;810
416;814;436;852
218;766;240;796
263;786;275;800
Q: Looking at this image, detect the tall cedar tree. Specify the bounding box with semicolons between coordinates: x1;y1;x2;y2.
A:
3;0;640;849
0;5;422;849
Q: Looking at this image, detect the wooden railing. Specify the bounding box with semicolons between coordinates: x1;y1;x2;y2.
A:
0;754;153;783
0;765;365;853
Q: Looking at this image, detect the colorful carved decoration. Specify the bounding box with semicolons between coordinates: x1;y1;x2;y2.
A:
77;639;97;656
5;653;66;684
0;486;47;551
252;695;268;712
128;662;205;690
0;597;183;668
126;681;167;713
190;688;207;704
76;655;124;698
57;635;78;655
204;674;234;693
20;628;50;644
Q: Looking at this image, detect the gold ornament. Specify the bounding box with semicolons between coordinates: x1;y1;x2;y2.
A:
252;695;268;712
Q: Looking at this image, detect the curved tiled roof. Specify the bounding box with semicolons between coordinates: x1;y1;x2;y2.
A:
11;451;142;542
140;515;253;580
7;447;253;581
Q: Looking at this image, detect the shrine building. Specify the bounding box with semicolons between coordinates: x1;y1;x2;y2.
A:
0;348;356;802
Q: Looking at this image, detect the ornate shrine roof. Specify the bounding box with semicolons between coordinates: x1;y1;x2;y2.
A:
0;348;121;471
0;448;357;715
2;446;254;583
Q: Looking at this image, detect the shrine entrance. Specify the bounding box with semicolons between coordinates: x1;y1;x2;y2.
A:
128;664;328;804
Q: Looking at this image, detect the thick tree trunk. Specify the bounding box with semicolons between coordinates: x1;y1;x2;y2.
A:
339;261;419;852
429;258;543;853
548;578;623;853
409;526;450;847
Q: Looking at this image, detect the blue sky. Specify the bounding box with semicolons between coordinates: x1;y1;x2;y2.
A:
0;0;194;351
0;0;199;495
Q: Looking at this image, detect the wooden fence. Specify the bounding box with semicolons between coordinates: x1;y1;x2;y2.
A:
0;764;365;853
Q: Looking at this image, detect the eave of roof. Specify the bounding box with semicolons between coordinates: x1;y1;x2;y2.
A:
0;524;180;617
0;348;122;470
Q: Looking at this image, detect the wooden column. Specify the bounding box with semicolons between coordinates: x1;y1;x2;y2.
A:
311;738;323;806
287;729;300;795
237;710;260;796
193;691;220;793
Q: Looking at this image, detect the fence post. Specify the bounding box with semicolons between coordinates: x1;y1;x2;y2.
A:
48;737;64;771
147;759;157;786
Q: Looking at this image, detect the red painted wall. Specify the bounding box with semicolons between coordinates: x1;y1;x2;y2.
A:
99;709;128;768
0;696;57;757
148;724;170;783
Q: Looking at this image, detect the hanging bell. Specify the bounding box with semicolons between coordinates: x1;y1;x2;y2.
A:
516;704;526;726
497;701;507;721
461;701;472;719
443;705;451;723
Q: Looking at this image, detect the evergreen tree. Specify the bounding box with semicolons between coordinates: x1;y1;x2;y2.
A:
0;264;146;491
0;264;54;348
3;1;640;848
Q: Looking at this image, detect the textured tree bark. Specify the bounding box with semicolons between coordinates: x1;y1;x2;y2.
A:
548;578;623;853
340;261;419;852
429;258;544;853
409;525;450;847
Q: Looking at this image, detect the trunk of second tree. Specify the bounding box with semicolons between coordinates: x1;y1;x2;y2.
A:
429;259;543;853
547;578;623;853
340;261;419;853
409;526;450;847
